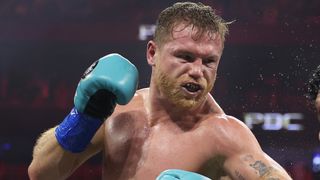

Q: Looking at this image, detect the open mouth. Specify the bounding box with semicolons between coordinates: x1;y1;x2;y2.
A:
182;82;203;93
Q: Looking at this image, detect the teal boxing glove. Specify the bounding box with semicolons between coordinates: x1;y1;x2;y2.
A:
75;53;139;114
157;169;211;180
55;53;138;153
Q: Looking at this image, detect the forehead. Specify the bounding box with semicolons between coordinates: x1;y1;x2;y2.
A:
163;23;224;55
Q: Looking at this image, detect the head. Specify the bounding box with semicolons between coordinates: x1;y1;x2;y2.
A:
147;2;231;110
153;2;229;48
307;65;320;118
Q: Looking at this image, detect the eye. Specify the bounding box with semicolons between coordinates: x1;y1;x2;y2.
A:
203;58;217;67
176;54;194;62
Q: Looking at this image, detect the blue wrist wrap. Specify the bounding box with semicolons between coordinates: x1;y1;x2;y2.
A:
55;107;103;153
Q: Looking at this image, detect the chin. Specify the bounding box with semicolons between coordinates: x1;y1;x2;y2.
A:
173;95;207;110
174;99;199;110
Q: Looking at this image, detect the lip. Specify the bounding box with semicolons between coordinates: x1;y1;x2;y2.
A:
181;85;203;98
181;82;203;90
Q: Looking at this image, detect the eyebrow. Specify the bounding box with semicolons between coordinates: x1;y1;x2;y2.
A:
173;49;218;60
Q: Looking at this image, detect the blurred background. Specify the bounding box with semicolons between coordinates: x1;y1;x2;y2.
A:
0;0;319;179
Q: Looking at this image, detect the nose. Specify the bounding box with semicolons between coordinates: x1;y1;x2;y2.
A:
188;58;204;79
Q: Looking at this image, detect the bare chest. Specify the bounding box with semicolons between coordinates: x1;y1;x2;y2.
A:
103;123;224;180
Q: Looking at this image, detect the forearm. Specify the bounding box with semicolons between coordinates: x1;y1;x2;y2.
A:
28;127;96;180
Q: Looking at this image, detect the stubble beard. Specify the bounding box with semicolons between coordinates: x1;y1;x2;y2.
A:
154;67;214;110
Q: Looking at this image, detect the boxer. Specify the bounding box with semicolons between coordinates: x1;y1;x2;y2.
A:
307;65;320;139
28;2;292;179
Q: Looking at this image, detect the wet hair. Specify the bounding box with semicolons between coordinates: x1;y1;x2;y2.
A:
306;65;320;100
154;2;231;46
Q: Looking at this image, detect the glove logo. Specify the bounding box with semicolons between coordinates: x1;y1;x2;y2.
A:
82;60;99;79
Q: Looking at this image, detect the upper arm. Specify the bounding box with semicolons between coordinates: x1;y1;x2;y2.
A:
224;151;291;180
222;117;291;180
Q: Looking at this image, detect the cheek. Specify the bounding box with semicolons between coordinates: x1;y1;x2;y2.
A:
162;61;186;78
205;69;217;83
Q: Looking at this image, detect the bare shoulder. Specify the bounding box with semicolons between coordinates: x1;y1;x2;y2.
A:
216;118;292;179
204;114;250;135
103;89;149;162
203;114;260;155
105;88;149;139
203;114;291;179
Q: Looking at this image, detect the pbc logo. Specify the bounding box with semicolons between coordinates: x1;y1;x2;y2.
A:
244;112;304;131
82;60;99;79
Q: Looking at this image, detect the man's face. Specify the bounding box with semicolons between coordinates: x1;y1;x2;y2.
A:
316;92;320;119
148;23;224;110
315;92;320;141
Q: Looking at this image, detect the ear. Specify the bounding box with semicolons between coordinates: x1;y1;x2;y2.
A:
146;40;157;66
